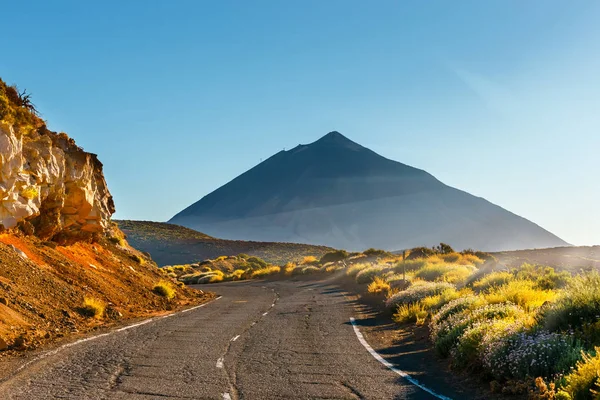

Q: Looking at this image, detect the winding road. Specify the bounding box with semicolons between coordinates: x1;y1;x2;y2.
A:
0;279;462;399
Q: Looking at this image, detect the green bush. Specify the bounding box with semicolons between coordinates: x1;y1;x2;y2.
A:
432;303;525;357
246;256;268;269
385;281;454;309
539;272;600;333
514;264;571;290
472;271;514;292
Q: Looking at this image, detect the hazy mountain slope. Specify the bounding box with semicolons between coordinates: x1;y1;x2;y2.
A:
170;131;568;251
117;220;333;266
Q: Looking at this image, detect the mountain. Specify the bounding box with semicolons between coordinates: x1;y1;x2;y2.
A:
170;131;568;251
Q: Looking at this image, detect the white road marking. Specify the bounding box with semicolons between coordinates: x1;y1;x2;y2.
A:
9;296;222;377
223;393;232;400
251;322;256;326
231;335;240;342
216;357;224;368
262;312;269;316
349;317;453;400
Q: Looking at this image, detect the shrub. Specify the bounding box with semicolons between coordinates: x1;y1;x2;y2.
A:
436;243;455;254
420;288;460;311
325;264;344;273
472;271;514;292
290;265;305;276
302;266;320;274
440;253;461;263
394;303;428;324
79;296;105;318
228;269;246;281
431;296;484;330
485;279;556;312
284;262;296;274
251;266;281;278
433;303;525;357
300;256;318;265
246;256;268;269
393;259;428;274
368;277;390;294
514;264;571;290
414;264;475;283
484;331;582;380
414;264;451;281
387;274;412;290
363;248;392;258
539;273;600;333
406;247;437;259
457;253;484;266
564;348;600;400
196;274;224;284
443;265;476;284
319;250;349;264
346;263;369;278
451;318;518;369
385;281;454;309
356;266;387;284
153;281;176;299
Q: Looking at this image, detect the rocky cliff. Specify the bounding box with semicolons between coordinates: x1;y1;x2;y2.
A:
0;80;114;243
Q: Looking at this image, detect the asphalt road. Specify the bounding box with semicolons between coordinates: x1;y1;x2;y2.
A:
0;279;446;400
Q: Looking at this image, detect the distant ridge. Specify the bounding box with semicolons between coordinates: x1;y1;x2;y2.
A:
170;131;568;252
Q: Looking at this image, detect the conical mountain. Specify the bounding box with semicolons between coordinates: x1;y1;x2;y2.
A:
170;132;567;251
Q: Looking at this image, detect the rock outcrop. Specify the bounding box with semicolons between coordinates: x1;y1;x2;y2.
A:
0;81;114;243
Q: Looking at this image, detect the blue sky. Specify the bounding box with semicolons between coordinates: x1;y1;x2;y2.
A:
1;1;598;245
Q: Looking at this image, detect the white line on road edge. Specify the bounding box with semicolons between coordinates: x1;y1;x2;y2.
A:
9;296;223;377
231;335;240;342
216;357;224;368
262;311;269;316
222;393;232;400
349;317;452;400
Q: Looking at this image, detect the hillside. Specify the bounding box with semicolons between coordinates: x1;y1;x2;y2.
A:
492;245;600;271
0;78;209;353
117;220;333;266
170;131;568;252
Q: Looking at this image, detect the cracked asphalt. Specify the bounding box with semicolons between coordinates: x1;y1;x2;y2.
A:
0;279;443;399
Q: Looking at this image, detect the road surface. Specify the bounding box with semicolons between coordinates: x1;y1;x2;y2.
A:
0;279;452;399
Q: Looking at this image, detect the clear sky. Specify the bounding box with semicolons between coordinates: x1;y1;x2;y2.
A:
1;1;598;245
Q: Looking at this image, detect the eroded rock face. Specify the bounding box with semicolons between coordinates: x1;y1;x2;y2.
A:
0;121;115;243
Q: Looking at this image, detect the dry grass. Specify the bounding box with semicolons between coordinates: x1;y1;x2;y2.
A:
485;279;556;312
153;281;176;299
368;277;391;294
79;296;105;318
251;266;281;278
393;303;428;325
300;256;318;265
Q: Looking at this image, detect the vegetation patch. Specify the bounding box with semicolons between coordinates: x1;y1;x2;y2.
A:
78;296;105;319
153;281;176;299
